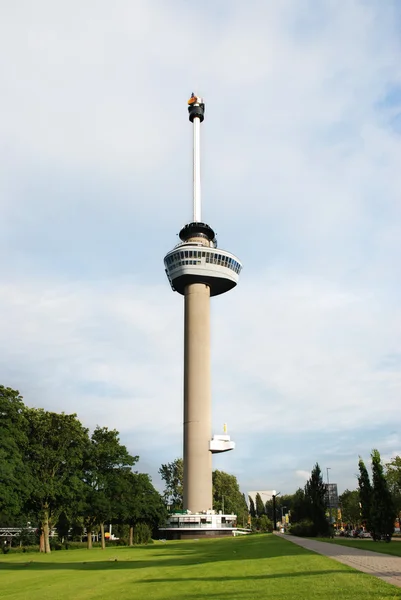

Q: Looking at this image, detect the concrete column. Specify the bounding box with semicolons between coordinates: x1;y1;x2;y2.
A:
183;282;212;513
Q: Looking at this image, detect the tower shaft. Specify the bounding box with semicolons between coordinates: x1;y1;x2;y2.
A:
183;282;213;512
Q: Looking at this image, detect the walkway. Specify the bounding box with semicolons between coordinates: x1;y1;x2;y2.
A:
278;533;401;588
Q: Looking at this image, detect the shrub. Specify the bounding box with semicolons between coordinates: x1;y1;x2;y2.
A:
5;545;39;554
134;523;152;545
50;539;64;551
289;519;317;537
14;529;36;547
258;515;273;533
114;537;129;546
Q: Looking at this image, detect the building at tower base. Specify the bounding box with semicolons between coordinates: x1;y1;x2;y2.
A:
159;512;240;540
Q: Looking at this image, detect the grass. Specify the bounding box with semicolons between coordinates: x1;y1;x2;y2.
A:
309;537;401;558
1;534;401;600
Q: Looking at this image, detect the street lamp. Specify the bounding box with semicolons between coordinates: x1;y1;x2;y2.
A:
252;491;280;530
326;467;332;526
272;492;281;531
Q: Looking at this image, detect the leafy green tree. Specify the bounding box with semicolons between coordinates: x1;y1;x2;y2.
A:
304;463;329;536
258;514;273;532
24;408;89;553
248;496;256;519
55;511;70;542
371;449;396;542
386;456;401;490
385;456;401;527
240;493;250;528
116;471;167;544
82;426;137;549
158;458;183;510
255;493;265;517
358;457;373;533
265;495;294;523
133;522;152;544
339;489;361;527
212;470;248;525
0;386;31;521
290;488;308;524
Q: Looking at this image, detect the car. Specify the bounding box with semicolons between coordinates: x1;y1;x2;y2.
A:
358;531;371;538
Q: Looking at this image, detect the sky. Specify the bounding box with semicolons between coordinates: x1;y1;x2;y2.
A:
1;0;400;498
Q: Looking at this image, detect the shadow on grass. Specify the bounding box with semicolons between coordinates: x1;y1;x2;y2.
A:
135;569;354;584
0;535;315;571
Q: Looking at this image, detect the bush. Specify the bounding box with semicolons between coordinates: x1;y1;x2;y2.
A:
14;529;36;547
50;539;64;551
5;545;39;554
112;524;130;539
258;515;273;533
134;523;152;545
290;519;317;537
114;537;129;546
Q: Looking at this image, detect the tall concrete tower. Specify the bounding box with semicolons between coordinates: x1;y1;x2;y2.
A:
164;94;242;515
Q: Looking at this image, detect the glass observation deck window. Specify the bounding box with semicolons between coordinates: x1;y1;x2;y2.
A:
166;249;242;276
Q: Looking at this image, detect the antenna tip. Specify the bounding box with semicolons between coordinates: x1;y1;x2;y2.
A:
188;93;204;105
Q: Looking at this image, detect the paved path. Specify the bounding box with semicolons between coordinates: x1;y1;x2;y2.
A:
278;533;401;588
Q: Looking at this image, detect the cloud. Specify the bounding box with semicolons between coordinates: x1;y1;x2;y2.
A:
0;0;400;493
295;470;311;482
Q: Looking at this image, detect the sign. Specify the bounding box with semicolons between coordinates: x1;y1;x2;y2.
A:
325;483;339;508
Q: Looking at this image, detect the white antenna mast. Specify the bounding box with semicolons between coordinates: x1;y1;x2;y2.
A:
188;93;205;223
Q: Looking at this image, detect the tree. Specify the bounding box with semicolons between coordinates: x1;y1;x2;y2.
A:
255;493;265;518
288;489;308;524
158;458;183;510
25;408;89;553
339;489;361;528
82;426;137;549
248;496;256;519
370;449;396;542
264;494;294;524
116;472;167;544
0;384;163;550
304;463;329;536
212;470;248;526
385;456;401;527
386;456;401;491
358;457;373;534
0;386;31;521
258;514;273;532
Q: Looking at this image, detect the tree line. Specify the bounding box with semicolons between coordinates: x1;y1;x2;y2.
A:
3;384;399;550
262;451;398;541
158;452;400;540
326;451;398;542
0;386;167;553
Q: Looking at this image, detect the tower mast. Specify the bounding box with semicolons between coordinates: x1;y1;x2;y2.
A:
189;92;204;223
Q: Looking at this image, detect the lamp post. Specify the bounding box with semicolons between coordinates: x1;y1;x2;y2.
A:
326;467;332;526
272;492;281;531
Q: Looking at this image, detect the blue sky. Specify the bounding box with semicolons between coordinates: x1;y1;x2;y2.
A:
1;0;400;497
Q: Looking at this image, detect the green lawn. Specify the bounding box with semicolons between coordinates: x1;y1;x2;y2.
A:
1;534;401;600
310;537;401;558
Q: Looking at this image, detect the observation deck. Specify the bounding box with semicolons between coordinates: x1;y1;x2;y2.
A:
164;234;242;297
